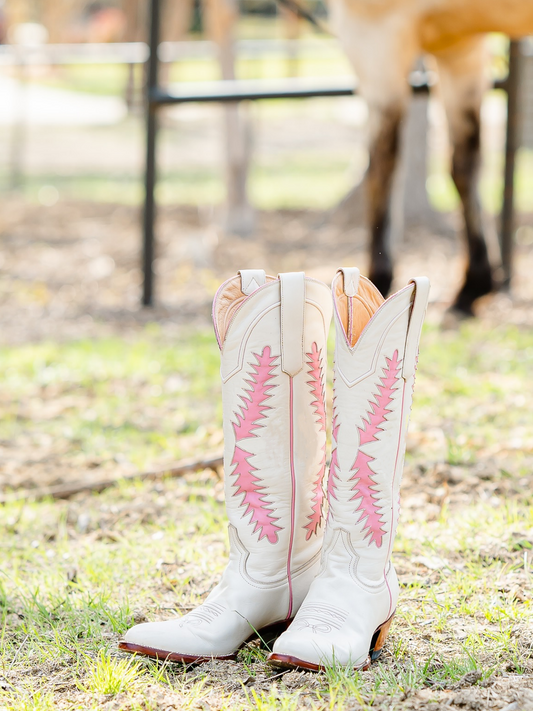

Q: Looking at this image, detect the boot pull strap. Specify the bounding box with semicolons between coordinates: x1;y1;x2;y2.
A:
279;272;306;377
403;276;430;379
337;267;360;296
238;269;266;295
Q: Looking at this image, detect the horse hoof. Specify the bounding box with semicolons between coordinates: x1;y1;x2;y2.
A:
453;268;494;316
450;296;476;317
447;302;475;319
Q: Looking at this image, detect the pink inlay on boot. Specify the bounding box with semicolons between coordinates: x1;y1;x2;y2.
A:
231;346;281;543
304;342;327;540
349;350;402;547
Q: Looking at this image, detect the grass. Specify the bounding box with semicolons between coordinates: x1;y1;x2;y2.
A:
79;650;145;695
0;330;221;479
0;319;532;709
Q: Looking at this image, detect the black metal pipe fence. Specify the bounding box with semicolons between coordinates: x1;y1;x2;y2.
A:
142;0;520;306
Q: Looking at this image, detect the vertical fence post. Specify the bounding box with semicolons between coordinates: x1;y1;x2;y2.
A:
10;46;27;190
500;39;522;289
142;0;161;307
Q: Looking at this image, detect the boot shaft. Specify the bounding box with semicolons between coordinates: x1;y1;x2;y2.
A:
266;269;429;672
327;268;429;578
213;270;332;590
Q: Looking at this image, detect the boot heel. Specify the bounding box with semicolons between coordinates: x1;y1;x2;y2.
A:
369;612;395;662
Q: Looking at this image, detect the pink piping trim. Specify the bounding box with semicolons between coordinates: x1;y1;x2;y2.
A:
384;380;407;618
347;295;353;347
286;376;296;620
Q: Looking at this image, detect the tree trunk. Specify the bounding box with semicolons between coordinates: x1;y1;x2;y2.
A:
331;90;452;242
205;0;254;236
121;0;145;42
392;92;451;237
279;5;302;77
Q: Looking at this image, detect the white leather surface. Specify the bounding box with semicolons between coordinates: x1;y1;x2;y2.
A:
339;267;360;297
272;273;429;667
280;272;305;377
124;273;332;657
238;269;266;296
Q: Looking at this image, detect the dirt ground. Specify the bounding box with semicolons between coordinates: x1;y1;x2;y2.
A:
1;195;533;347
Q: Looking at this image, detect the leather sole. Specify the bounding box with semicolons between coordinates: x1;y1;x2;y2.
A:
266;611;395;672
118;617;293;665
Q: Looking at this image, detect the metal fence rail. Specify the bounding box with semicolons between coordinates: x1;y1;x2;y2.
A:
0;42;148;66
0;37;350;67
158;37;344;61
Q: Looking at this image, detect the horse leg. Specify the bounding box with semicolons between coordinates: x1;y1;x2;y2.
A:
434;37;493;315
329;5;418;294
366;103;405;295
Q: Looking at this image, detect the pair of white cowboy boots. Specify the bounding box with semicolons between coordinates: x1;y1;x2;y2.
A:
119;268;429;671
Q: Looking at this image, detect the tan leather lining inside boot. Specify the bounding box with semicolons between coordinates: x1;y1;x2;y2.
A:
333;273;385;347
214;275;276;345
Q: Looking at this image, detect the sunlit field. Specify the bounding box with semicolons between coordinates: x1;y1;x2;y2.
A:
1;321;532;710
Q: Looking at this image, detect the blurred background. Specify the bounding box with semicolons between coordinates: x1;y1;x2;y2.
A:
2;8;533;704
1;0;533;492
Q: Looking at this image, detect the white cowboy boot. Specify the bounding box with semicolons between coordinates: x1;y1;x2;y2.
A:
119;270;332;663
268;268;429;671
